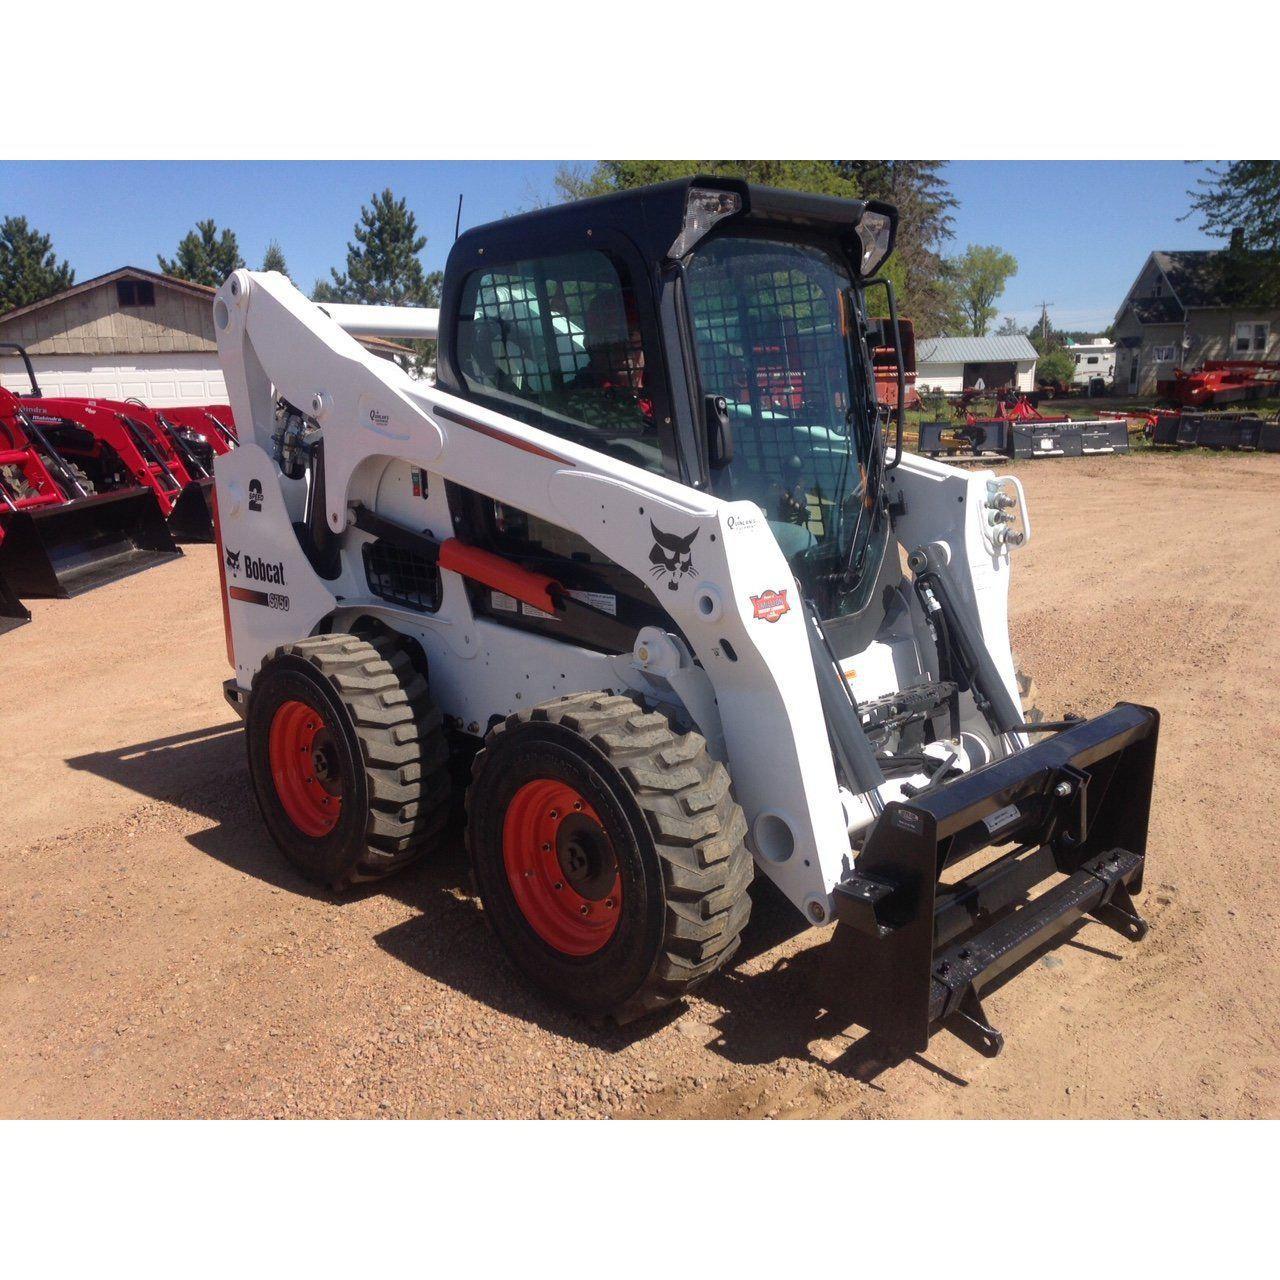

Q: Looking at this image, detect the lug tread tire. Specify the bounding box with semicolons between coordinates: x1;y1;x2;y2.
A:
257;632;451;890
467;691;753;1022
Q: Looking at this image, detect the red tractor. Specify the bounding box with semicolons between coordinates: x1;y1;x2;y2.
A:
3;341;222;542
0;383;179;628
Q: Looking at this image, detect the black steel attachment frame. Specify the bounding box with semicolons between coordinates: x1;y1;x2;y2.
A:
832;702;1159;1060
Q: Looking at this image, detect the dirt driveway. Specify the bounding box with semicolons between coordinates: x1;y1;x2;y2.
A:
2;452;1277;1118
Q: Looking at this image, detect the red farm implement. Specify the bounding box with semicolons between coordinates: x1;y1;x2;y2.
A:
1158;360;1280;408
0;384;179;626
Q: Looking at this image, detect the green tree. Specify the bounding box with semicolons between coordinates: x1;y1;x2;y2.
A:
0;216;75;312
834;162;957;334
946;244;1018;337
1186;160;1280;251
261;240;289;277
1037;348;1076;386
1185;161;1280;301
313;189;442;306
158;219;245;287
995;315;1025;336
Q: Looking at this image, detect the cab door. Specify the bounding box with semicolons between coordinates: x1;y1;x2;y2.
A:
441;236;681;652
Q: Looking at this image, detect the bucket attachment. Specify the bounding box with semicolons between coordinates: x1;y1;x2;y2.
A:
0;570;31;633
166;478;216;543
832;703;1159;1061
0;486;181;599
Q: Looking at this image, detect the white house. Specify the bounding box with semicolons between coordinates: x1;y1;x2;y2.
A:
914;334;1039;395
1066;337;1116;388
0;266;411;404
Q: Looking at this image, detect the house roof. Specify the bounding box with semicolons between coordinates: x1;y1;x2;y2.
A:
0;265;216;324
1152;249;1280;308
0;266;414;358
915;334;1038;364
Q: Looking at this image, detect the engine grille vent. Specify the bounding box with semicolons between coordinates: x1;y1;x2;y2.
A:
363;539;441;613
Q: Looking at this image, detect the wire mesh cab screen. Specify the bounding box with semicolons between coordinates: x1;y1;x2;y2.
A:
454;249;664;474
685;236;864;555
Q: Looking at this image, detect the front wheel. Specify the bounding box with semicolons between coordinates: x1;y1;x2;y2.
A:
466;693;752;1023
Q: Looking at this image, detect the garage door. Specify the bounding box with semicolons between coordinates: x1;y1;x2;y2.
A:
0;353;228;406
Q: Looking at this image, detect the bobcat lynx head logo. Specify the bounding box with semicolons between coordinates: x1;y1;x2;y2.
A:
224;548;241;577
648;522;698;591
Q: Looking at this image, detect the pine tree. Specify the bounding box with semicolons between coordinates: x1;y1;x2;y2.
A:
836;162;958;336
261;240;289;277
158;219;245;287
0;216;75;312
313;190;442;306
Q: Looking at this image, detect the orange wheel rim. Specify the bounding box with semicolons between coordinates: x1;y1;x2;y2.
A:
267;699;343;837
502;778;621;956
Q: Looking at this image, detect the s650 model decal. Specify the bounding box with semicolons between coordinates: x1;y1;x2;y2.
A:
647;522;698;592
750;589;790;623
229;586;290;611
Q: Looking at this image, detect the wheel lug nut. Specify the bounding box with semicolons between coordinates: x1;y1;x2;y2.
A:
553;881;564;891
579;904;589;916
549;809;558;819
541;843;551;852
605;898;615;910
573;801;583;811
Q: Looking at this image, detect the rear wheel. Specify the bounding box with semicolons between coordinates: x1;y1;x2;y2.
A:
246;632;451;891
467;692;752;1022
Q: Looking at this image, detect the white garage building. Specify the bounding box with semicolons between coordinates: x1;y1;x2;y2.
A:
915;334;1039;395
0;266;409;404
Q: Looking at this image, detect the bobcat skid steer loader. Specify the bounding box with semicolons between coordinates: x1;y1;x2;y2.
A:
212;178;1158;1058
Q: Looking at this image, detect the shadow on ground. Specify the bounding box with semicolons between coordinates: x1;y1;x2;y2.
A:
67;722;1128;1087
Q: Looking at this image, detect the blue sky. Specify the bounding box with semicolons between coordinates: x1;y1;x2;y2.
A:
2;160;1219;333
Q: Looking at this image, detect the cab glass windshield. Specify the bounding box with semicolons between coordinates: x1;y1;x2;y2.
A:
685;235;886;617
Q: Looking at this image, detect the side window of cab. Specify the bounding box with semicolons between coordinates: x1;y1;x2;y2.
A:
454;249;665;475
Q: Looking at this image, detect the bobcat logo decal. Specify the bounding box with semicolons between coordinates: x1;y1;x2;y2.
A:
648;522;698;592
224;548;241;577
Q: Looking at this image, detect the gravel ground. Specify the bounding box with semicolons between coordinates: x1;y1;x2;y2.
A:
2;451;1277;1118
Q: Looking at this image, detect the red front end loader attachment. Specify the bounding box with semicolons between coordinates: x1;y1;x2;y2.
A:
0;385;181;609
18;395;216;543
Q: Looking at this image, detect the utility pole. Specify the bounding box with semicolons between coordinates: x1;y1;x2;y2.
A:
1037;301;1055;344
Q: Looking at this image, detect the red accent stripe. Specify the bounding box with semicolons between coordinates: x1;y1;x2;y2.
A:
434;405;571;465
212;490;235;668
438;539;559;615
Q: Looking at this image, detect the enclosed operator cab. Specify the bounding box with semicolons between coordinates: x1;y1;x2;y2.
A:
433;177;903;663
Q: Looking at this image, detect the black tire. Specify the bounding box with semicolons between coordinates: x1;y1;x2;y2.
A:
246;632;451;891
466;692;752;1023
63;462;95;496
36;456;95;498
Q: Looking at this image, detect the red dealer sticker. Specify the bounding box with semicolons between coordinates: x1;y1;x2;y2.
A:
750;589;790;623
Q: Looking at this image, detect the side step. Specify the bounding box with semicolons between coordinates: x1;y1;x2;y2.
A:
832;702;1159;1059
